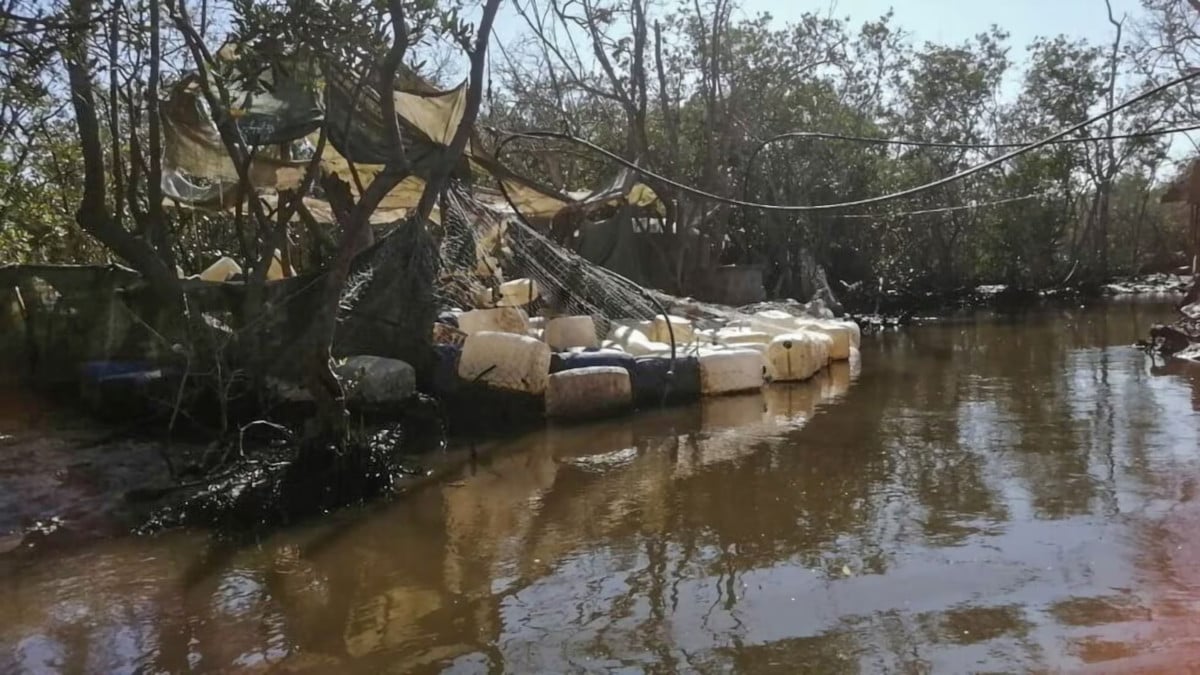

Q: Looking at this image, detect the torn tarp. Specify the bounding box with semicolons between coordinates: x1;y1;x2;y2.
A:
160;54;664;224
161;75;310;202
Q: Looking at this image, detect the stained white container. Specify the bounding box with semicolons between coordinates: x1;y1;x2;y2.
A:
545;366;632;419
457;307;530;336
544;315;599;350
796;320;853;361
458;331;551;394
498;278;539;307
698;348;766;395
651;315;695;345
716;327;772;345
766;332;827;382
607;321;665;356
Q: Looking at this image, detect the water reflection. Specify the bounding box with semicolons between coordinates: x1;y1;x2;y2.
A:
3;302;1200;673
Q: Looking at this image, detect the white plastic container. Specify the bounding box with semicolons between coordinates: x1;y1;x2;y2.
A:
457;307;530;336
756;309;794;322
607;320;653;338
628;341;674;356
841;320;862;349
698;348;766;395
498;278;539;307
749;310;799;338
716;327;772;345
766;332;826;382
600;339;626;352
198;256;242;282
458;331;551;394
629;341;675;357
651;315;695;345
720;342;768;358
607;321;663;355
544;315;599;350
545;366;632;419
474;278;540;308
808;331;834;367
797;320;853;360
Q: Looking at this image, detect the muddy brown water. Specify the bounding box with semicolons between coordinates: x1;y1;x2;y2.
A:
4;301;1200;674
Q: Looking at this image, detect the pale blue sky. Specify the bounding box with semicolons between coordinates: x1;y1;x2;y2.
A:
757;0;1149;95
761;0;1144;49
491;0;1149;87
486;0;1196;161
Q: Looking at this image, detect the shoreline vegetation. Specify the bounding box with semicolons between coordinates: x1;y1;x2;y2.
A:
0;276;1191;551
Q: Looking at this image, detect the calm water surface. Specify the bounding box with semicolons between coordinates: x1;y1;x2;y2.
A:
3;301;1200;674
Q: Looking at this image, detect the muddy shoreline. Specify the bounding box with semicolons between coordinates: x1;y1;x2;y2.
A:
838;272;1200;365
840;273;1193;328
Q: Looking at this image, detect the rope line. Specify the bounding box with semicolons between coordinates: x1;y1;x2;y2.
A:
752;123;1200;152
834;191;1051;219
495;68;1200;214
741;124;1200;203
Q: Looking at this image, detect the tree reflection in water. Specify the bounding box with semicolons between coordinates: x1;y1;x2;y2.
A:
2;302;1200;673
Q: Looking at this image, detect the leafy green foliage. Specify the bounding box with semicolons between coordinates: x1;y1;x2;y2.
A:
0;0;1196;300
487;0;1196;299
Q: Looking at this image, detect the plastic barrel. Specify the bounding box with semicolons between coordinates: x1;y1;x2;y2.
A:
630;355;701;407
698;349;766;395
544;315;599;350
457;331;551;395
545;366;633;420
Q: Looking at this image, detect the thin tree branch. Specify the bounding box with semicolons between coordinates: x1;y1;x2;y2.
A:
417;0;504;219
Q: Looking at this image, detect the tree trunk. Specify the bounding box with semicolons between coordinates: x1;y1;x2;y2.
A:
304;0;503;442
64;0;182;310
1097;181;1111;280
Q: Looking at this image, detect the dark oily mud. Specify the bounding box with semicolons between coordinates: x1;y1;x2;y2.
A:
0;391;184;549
138;396;449;535
137;429;420;535
0;388;450;546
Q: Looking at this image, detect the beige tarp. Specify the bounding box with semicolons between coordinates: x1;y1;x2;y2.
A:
161;78;307;191
161;72;663;223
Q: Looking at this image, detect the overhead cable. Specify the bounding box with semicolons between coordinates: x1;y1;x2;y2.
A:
495;68;1200;213
742;123;1200;202
834;192;1050;219
752;123;1200;152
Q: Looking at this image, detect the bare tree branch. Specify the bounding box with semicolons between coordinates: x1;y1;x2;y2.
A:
62;0;180;303
417;0;504;218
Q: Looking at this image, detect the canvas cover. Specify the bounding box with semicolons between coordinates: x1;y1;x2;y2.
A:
160;52;663;223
